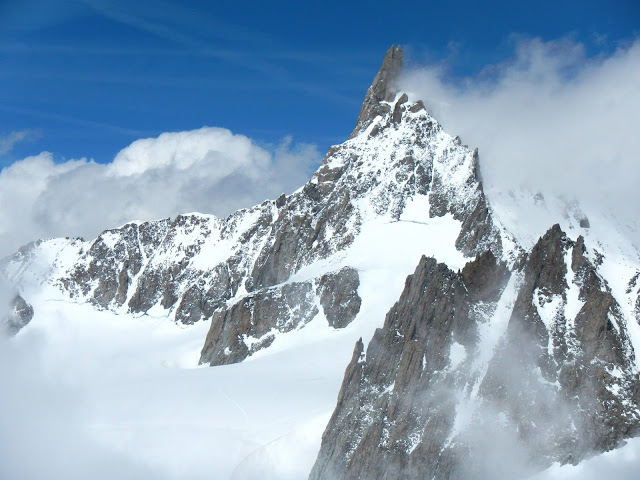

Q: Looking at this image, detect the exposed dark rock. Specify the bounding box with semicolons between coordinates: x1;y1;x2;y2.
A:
316;163;346;183
429;148;506;259
249;217;311;290
507;224;569;346
392;93;409;124
4;294;34;336
127;270;161;313
200;267;362;365
311;225;640;479
455;188;502;257
61;220;171;308
310;253;510;480
199;281;319;365
127;215;212;313
317;267;361;328
461;250;510;303
350;45;404;138
248;175;359;291
571;235;603;299
481;224;640;468
175;264;235;325
409;100;425;113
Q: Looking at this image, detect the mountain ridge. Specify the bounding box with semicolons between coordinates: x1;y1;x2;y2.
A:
2;45;640;479
2;46;511;367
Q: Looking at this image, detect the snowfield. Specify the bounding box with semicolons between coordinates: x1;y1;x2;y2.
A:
6;194;640;479
1;297;334;479
0;192;471;479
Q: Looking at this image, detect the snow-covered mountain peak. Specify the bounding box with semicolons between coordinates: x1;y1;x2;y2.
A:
3;56;506;396
3;46;640;480
351;44;404;138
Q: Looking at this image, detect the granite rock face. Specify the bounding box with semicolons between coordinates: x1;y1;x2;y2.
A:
310;225;640;479
317;267;361;329
199;267;362;365
3;294;34;336
310;252;510;480
351;45;404;138
200;280;320;365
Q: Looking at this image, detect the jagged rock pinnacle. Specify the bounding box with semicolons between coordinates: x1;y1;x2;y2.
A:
350;45;404;138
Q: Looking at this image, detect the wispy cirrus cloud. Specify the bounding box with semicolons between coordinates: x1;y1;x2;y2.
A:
77;0;364;105
0;104;147;138
0;130;38;155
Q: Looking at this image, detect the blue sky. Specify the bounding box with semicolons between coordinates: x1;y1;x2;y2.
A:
1;0;638;166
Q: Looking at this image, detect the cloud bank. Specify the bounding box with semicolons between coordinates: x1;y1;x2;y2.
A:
0;335;173;480
0;127;319;257
533;436;640;480
400;37;640;231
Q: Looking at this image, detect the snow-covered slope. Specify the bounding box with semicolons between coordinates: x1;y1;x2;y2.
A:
1;48;510;368
2;45;640;479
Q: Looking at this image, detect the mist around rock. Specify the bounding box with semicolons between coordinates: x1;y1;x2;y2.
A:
400;36;640;243
1;38;639;480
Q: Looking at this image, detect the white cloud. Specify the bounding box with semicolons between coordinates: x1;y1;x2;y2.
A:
0;127;319;257
0;332;176;480
107;128;270;176
400;37;640;235
0;130;37;155
532;436;640;480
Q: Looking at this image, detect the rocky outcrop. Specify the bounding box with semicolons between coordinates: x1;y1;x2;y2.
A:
199;267;362;365
428;145;505;259
310;252;510;480
317;267;361;329
310;225;640;479
479;225;640;470
350;45;404;138
3;294;34;336
199;281;319;365
62;219;171;308
247;182;357;291
174;264;233;325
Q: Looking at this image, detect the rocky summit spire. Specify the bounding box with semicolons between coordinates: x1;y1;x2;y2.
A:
350;45;404;138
